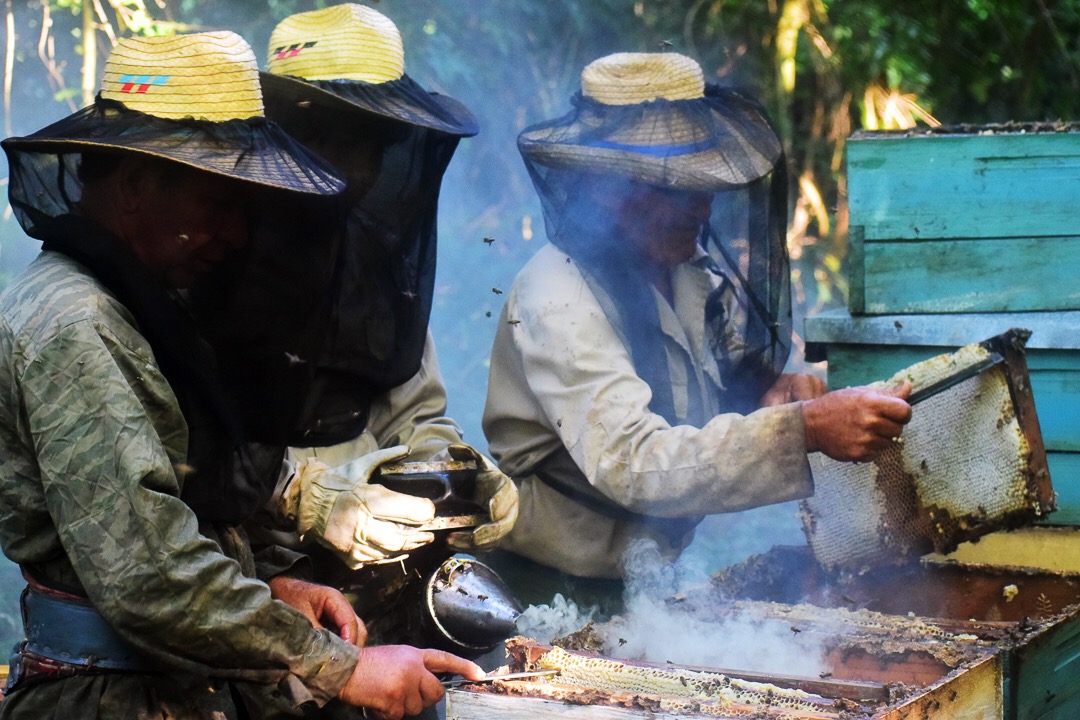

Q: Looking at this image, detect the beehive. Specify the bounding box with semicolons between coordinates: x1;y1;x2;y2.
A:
447;612;1006;720
845;124;1080;314
446;543;1080;720
800;330;1053;573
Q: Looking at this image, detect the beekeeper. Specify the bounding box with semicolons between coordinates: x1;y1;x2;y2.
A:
189;4;518;647
483;52;913;584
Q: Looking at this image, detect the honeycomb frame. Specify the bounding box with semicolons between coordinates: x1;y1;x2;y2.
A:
800;329;1053;573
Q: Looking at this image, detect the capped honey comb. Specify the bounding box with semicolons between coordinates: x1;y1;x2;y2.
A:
801;330;1053;573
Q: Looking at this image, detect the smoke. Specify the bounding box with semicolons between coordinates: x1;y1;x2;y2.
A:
515;535;828;678
515;593;598;645
607;539;827;676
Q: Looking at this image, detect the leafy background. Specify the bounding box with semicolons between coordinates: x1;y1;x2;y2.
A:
0;0;1077;653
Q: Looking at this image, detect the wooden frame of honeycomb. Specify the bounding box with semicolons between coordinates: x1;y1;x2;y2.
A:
801;329;1053;573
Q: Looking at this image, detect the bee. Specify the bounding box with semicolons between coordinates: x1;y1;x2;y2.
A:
790;626;801;635
618;638;627;646
819;672;832;679
508;319;521;325
658;39;674;50
285;352;306;366
492;287;503;295
483;237;496;245
485;311;492;318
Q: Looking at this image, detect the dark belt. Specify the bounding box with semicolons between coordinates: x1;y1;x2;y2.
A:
17;585;157;672
530;448;701;542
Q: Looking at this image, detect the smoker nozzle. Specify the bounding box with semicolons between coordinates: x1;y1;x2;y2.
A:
426;554;523;652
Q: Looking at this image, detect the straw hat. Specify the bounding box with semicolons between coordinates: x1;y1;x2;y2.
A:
261;4;477;137
519;52;782;191
3;31;344;195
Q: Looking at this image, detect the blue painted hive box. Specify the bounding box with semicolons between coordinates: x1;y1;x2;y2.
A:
846;124;1080;314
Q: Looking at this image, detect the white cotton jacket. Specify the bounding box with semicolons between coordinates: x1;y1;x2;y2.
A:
483;243;814;579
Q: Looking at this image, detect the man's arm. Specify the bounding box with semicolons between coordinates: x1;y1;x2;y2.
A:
22;317;358;703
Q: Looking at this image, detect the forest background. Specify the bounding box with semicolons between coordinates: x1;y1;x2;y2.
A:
0;0;1077;650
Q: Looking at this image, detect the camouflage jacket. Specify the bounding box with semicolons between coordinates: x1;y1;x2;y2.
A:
0;252;358;718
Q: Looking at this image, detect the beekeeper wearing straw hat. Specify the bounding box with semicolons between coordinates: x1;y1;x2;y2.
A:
483;52;912;588
0;31;480;720
188;3;518;648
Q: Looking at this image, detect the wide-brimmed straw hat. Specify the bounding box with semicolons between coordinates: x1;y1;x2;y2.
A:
518;52;782;191
261;4;477;137
2;31;344;195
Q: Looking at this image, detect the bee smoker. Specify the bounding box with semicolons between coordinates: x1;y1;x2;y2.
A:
322;460;523;656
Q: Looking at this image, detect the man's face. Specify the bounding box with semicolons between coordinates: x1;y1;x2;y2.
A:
614;183;713;268
128;164;252;288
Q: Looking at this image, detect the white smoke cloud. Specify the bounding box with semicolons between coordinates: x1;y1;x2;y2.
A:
515;536;828;678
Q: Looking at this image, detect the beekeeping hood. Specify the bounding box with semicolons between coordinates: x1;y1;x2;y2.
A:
1;31;345;523
519;52;791;419
190;4;478;447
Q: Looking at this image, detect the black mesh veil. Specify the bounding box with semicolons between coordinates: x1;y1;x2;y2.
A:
704;167;792;413
0;97;344;523
190;81;468;447
519;85;791;422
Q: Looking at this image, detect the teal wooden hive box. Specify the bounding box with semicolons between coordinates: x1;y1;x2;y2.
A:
845;124;1080;314
805;124;1080;720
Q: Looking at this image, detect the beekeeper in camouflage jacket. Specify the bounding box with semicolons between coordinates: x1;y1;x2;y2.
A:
0;32;480;720
483;53;913;584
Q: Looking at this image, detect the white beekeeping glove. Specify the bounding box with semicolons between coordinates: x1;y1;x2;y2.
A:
444;444;519;552
281;446;437;567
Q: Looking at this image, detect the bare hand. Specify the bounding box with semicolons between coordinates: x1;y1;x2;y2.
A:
802;382;913;462
267;575;366;647
337;645;484;720
760;372;828;406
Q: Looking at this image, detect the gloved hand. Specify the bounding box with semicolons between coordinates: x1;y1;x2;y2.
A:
282;445;437;568
444;444;519;552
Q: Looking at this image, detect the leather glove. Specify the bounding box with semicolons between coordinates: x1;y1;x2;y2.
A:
282;445;437;568
444;444;519;552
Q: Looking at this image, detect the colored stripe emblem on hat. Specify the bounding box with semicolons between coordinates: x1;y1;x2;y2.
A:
273;41;317;60
118;75;171;94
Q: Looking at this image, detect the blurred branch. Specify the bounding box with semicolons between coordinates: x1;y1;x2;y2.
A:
776;0;807;93
862;84;939;130
38;2;77;112
92;0;119;46
82;0;96;106
4;0;13;137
